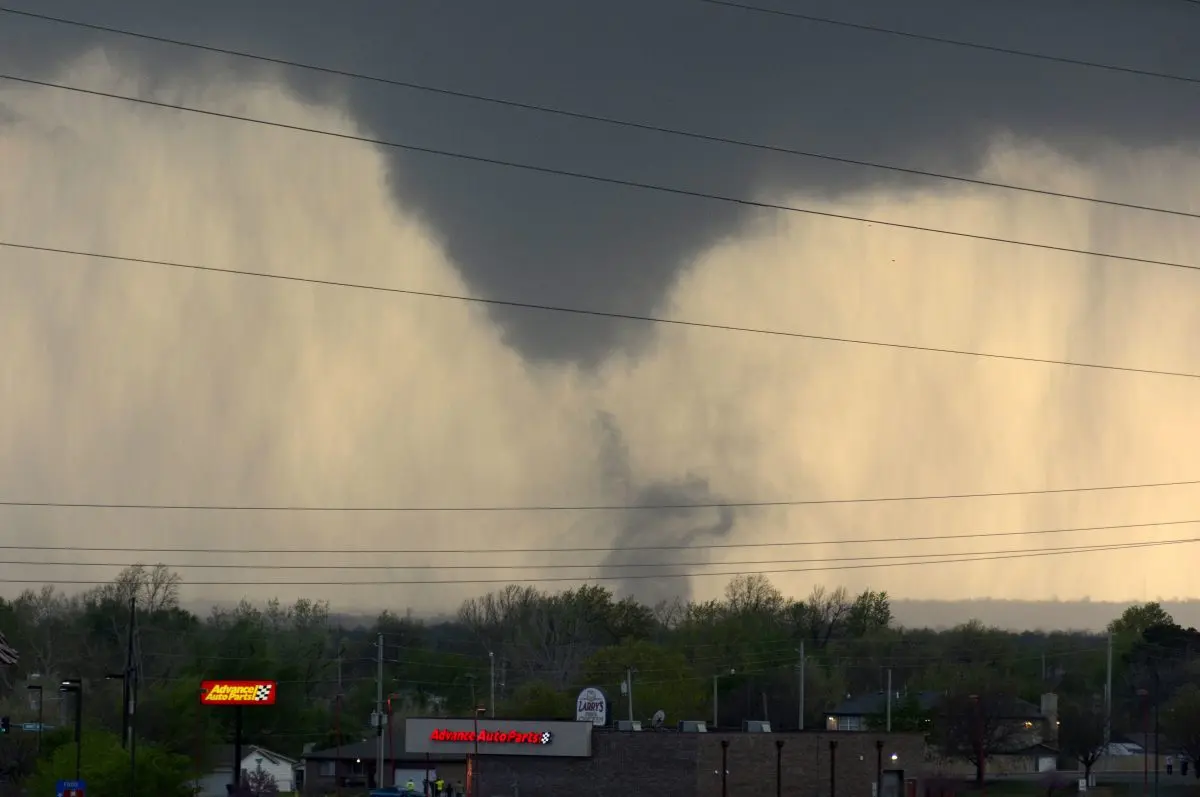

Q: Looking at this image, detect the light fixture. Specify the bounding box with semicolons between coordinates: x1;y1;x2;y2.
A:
891;753;898;761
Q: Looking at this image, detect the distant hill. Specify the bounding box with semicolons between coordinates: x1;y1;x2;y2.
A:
888;599;1200;631
196;599;1200;632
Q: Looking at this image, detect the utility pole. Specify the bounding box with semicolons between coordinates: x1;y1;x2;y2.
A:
626;667;634;722
713;674;719;729
121;597;134;749
1104;631;1113;774
886;668;892;732
376;633;384;789
489;651;496;717
797;642;806;731
127;597;138;797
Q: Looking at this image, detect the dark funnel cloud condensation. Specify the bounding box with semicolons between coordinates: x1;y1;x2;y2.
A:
1;0;1199;613
593;411;737;602
2;0;1198;363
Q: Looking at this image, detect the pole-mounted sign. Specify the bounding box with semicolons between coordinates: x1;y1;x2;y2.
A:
200;680;277;705
56;779;85;797
200;681;277;791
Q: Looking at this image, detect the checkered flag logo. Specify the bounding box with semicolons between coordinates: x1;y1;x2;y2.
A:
540;732;552;744
254;684;273;702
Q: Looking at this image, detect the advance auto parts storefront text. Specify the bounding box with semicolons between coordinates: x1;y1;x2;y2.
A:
407;718;592;758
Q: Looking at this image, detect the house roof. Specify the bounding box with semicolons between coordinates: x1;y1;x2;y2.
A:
1119;732;1180;755
829;691;942;716
1007;743;1060;756
829;692;1044;720
207;745;297;772
303;723;465;765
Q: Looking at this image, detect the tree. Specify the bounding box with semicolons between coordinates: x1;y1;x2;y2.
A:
1162;683;1200;779
793;586;851;649
581;640;703;724
26;730;193;797
502;681;573;719
246;765;280;796
866;692;933;733
1109;602;1173;638
1057;697;1107;781
847;590;892;637
933;684;1027;785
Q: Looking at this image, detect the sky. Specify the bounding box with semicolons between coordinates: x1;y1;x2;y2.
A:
0;0;1198;621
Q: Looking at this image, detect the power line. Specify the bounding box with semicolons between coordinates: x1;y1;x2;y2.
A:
4;537;1191;570
2;536;1192;585
4;517;1198;553
692;0;1200;85
0;6;1195;221
4;238;1200;382
2;479;1198;514
4;74;1200;286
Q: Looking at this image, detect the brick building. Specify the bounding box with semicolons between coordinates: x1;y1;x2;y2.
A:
406;717;926;797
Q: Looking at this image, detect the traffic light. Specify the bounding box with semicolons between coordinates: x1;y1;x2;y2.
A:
0;716;9;734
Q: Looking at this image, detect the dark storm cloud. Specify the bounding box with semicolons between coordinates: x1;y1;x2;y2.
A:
1;0;1197;363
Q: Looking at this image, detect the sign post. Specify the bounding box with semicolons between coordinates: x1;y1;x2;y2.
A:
200;680;277;792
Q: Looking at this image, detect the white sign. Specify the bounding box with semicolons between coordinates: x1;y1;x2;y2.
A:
575;687;607;727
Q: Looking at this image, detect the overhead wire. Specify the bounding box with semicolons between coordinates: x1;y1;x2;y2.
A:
4;237;1200;382
1;10;1197;585
0;5;1196;219
692;0;1200;86
4;74;1200;285
0;536;1193;585
1;517;1197;554
2;484;1199;515
4;537;1198;571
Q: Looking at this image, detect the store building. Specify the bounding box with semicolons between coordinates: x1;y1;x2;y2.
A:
405;717;926;797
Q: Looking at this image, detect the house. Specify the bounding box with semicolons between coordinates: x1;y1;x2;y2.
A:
826;690;943;731
194;745;298;796
827;691;1060;775
298;721;466;794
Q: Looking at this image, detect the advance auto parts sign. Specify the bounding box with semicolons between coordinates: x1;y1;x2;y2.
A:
575;686;607;726
407;718;593;757
431;728;552;746
200;680;277;705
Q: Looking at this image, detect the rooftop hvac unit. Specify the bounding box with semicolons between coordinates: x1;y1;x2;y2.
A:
678;720;708;733
616;720;642;731
742;721;772;733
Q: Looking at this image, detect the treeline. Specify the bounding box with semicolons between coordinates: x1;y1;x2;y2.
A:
0;565;1196;775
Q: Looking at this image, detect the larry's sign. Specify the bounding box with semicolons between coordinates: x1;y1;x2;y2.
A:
575;686;607;727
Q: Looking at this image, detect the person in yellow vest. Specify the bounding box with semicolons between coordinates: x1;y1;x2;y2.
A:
405;777;416;793
435;778;445;795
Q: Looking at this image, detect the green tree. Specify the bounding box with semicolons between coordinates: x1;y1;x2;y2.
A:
502;681;573;719
1109;603;1173;641
866;693;932;733
27;730;193;797
582;640;703;725
847;590;892;637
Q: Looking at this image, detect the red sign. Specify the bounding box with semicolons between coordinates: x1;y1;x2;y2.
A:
200;680;277;706
430;728;553;746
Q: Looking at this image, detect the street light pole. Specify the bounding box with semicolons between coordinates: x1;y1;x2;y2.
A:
489;652;495;718
60;679;83;781
713;668;735;729
472;706;486;797
26;683;43;754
